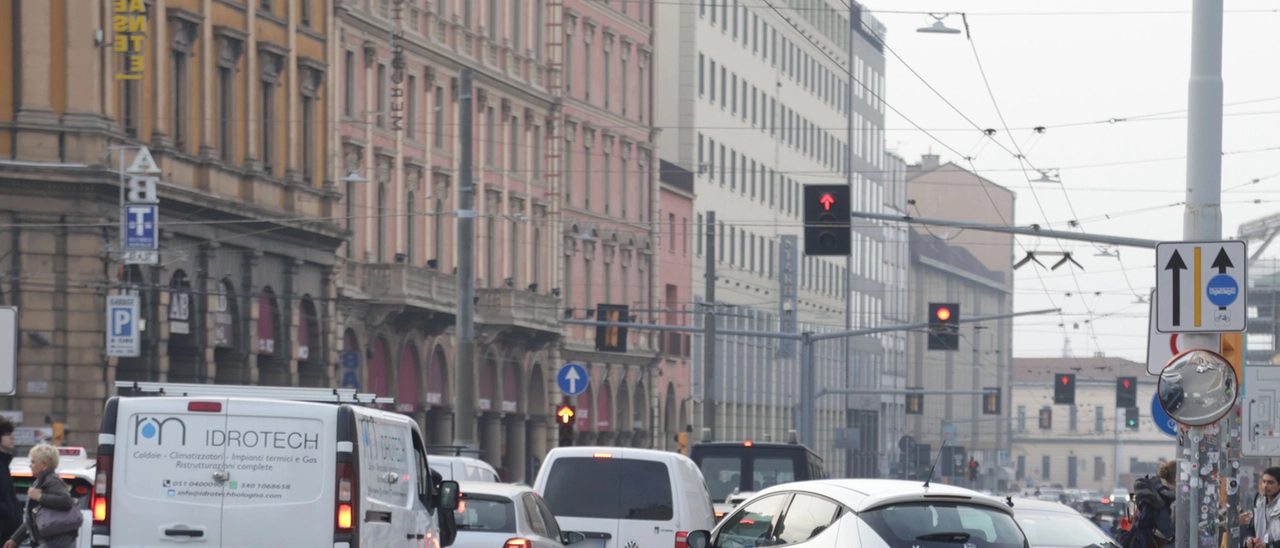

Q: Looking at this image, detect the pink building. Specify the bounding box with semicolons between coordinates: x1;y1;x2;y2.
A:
333;0;564;481
657;163;697;448
554;0;674;449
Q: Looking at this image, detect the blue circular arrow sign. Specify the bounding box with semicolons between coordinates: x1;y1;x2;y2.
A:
557;363;588;396
1207;274;1239;307
1151;392;1178;438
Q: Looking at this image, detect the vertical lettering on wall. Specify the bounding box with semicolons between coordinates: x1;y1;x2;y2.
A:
113;0;148;80
389;0;407;132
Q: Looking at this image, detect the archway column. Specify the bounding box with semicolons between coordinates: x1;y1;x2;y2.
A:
430;407;453;446
481;412;504;471
504;414;527;483
527;415;548;477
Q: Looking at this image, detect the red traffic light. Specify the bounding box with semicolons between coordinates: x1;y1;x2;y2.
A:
1060;375;1072;385
935;307;952;321
1122;379;1131;389
819;194;835;210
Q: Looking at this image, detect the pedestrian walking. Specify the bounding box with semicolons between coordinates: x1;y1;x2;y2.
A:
1117;460;1176;548
0;420;20;542
3;444;80;548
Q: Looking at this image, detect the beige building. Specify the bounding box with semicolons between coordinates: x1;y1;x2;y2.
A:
1011;356;1176;493
900;156;1015;488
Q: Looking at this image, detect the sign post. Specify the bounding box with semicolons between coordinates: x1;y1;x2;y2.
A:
557;363;588;397
1155;241;1246;333
106;295;141;358
0;308;15;396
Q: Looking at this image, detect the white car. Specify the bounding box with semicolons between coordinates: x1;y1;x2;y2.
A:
433;455;502;483
11;449;96;548
1011;498;1120;548
451;481;574;548
686;479;1029;548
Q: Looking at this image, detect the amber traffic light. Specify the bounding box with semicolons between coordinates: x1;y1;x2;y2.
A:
928;303;960;351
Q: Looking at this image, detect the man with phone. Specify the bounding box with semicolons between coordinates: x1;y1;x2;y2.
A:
1241;468;1280;548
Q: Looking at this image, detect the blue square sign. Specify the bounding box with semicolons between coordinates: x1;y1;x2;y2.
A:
124;205;158;250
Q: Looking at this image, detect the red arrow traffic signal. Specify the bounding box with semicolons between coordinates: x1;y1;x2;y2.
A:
819;194;835;210
1061;376;1070;385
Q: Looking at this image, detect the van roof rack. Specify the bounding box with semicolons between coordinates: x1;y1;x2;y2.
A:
114;381;396;405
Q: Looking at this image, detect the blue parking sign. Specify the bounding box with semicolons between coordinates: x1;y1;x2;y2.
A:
106;295;140;357
124;205;158;250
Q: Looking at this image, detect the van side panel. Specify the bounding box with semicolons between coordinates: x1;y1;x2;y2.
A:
218;399;335;548
353;409;416;548
111;398;230;548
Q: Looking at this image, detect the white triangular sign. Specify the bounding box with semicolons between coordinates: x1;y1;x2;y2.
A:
126;147;161;174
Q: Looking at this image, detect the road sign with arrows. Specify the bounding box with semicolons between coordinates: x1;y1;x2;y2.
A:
1155;240;1247;333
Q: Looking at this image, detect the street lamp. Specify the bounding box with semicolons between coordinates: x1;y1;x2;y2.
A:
339;170;370;184
917;15;962;35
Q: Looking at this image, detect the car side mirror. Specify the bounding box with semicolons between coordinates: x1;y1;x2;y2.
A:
686;530;712;548
562;531;587;545
437;480;460;511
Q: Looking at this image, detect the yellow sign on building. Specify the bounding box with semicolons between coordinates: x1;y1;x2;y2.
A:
113;0;147;80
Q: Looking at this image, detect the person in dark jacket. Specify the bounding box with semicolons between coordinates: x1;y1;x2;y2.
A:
4;444;77;548
1126;461;1177;548
0;419;21;543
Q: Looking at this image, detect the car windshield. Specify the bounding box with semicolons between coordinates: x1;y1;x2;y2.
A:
455;495;517;533
1014;508;1113;548
698;453;798;502
861;502;1027;548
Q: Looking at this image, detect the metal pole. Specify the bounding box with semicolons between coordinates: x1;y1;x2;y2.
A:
800;332;816;448
844;0;857;466
849;211;1161;249
1178;2;1224;547
119;148;126;261
454;68;478;451
703;211;717;441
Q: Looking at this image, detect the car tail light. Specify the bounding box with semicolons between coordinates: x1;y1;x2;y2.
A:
676;531;689;548
93;454;112;527
714;512;725;521
505;538;530;548
336;462;356;533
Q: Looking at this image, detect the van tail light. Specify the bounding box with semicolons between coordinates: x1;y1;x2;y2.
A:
714;512;726;521
504;538;530;548
336;462;356;533
676;531;690;548
93;454;112;527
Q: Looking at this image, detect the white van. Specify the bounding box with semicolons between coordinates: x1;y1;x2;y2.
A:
430;455;501;483
92;382;459;548
533;447;715;548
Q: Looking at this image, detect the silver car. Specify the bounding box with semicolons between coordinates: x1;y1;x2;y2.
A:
453;481;584;548
1010;498;1120;548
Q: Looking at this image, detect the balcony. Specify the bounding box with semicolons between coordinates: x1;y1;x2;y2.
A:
475;288;562;340
360;263;458;315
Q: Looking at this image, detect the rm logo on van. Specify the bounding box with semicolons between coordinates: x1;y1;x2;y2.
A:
134;416;187;446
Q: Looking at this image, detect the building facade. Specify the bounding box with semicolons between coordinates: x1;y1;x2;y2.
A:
879;151;910;475
658;163;697;449
0;0;342;447
1010;356;1174;493
901;156;1016;489
555;0;668;451
655;0;890;477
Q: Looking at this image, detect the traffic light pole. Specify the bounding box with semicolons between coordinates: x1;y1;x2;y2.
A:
563;307;1057;447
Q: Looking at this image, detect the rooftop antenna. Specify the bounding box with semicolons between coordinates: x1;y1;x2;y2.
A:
922;441;948;488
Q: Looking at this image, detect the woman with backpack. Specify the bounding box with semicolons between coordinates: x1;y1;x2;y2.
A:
1119;461;1177;548
1242;468;1280;548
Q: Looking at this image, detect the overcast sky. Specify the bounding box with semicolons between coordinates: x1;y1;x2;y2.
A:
861;0;1280;363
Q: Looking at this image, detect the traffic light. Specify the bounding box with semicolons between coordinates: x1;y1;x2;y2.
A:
594;304;629;353
968;460;979;481
1038;408;1052;430
1125;407;1139;430
906;391;924;415
557;403;576;446
802;184;851;256
982;388;1001;415
1116;377;1138;408
1054;373;1076;405
928;303;960;350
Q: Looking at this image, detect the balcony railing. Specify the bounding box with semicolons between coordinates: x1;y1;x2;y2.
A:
475;288;561;334
362;263;457;312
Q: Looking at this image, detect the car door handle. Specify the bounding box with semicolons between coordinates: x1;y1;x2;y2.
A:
365;511;392;523
164;529;205;537
408;533;425;539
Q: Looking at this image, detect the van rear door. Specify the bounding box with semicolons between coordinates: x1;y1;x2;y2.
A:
354;411;417;548
218;399;333;548
113;397;229;547
541;450;679;548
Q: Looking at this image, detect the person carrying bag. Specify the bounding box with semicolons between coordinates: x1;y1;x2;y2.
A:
4;444;80;548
